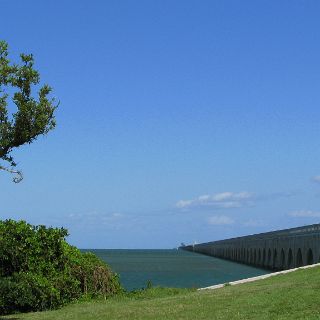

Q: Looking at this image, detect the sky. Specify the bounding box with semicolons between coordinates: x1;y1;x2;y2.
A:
1;0;320;248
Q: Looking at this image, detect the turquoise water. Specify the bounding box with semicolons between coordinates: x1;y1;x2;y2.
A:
86;249;270;291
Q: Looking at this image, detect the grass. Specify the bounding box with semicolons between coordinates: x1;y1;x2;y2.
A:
3;266;320;320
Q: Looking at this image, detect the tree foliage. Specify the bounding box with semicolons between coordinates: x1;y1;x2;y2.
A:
0;40;57;182
0;220;122;315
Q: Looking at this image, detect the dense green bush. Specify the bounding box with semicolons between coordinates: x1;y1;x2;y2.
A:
0;220;122;315
0;272;60;314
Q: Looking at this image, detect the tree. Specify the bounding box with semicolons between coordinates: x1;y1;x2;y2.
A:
0;40;57;182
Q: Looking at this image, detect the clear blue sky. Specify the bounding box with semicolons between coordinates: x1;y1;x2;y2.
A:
1;0;320;248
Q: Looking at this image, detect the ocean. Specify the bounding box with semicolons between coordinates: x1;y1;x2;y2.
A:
86;249;270;291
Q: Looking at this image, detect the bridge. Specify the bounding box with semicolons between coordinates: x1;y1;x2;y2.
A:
181;223;320;270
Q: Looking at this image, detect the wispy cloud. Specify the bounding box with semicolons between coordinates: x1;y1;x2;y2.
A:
67;211;126;228
256;191;299;201
208;215;234;225
289;210;320;218
242;219;265;227
176;191;253;209
312;176;320;183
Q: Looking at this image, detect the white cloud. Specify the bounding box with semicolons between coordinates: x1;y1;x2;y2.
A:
208;215;234;225
242;219;265;227
176;200;193;208
289;210;320;218
313;176;320;183
111;212;123;218
176;191;253;209
68;211;125;227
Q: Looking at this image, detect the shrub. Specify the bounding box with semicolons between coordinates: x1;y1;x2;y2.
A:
0;272;60;314
0;220;122;315
69;250;122;298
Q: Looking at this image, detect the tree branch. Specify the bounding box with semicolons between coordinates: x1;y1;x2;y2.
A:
0;165;23;183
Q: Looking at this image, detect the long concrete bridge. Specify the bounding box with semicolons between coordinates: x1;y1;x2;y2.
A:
181;223;320;270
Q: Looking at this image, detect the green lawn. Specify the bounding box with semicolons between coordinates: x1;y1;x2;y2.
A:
3;266;320;320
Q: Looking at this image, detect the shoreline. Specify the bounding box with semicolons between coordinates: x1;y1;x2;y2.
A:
199;262;320;290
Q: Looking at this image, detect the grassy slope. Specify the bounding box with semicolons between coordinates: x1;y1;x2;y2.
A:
3;266;320;320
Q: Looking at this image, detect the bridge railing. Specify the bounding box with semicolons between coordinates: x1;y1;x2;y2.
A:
192;223;320;247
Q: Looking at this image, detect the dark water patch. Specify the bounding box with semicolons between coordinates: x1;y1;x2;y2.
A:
83;249;270;291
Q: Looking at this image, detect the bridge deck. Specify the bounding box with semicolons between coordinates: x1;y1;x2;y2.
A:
181;223;320;270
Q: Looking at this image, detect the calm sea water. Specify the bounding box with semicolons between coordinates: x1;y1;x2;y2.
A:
85;249;270;291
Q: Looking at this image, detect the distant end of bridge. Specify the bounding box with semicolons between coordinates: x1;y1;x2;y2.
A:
181;223;320;270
